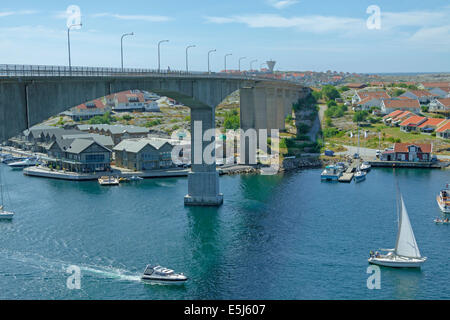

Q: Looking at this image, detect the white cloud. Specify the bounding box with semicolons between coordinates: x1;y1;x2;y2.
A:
91;13;172;22
0;10;38;17
267;0;299;9
206;14;364;34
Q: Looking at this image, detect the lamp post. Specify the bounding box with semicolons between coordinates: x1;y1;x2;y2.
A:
158;40;169;72
208;49;216;74
121;32;134;71
238;57;246;72
224;53;232;73
67;23;82;74
185;45;196;73
250;59;258;71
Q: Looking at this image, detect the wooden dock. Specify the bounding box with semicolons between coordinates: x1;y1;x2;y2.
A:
338;162;358;183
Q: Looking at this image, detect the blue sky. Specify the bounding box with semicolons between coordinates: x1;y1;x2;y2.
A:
0;0;449;73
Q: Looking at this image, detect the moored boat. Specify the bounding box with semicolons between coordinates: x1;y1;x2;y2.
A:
129;175;143;181
360;162;371;171
141;265;188;285
436;186;450;213
354;169;367;183
0;165;14;220
8;157;40;169
434;218;450;225
320;165;342;181
98;176;119;186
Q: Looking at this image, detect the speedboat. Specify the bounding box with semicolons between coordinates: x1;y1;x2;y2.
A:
369;193;426;268
98;176;119;186
354;169;367;183
360;162;371;171
0;206;14;220
7;157;39;169
321;165;342;181
2;156;27;164
436;186;450;213
141;265;188;285
129;175;143;181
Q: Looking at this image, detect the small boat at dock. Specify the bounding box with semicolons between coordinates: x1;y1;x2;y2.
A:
0;165;14;220
436;186;450;213
321;165;343;181
129;175;143;181
354;169;367;183
98;176;119;186
360;162;371;171
8;157;40;169
141;265;188;285
434;218;450;225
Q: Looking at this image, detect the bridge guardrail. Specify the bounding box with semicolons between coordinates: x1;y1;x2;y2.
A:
0;64;292;83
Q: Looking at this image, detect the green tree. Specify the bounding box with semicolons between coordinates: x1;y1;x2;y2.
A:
353;110;369;124
321;85;341;101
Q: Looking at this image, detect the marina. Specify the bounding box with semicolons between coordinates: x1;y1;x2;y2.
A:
0;165;449;299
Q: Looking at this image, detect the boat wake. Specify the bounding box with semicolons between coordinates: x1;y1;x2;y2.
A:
0;249;141;282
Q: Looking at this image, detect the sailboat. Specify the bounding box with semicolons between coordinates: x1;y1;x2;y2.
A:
368;194;426;268
354;127;367;183
0;165;14;220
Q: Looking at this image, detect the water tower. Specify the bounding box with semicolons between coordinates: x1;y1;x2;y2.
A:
266;60;276;73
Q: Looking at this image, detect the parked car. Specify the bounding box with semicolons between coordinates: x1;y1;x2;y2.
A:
375;150;381;158
353;153;360;159
324;150;334;157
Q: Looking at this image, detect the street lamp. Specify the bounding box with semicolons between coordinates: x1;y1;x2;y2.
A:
185;45;196;73
67;23;82;74
224;54;232;73
238;57;246;72
250;59;258;71
208;49;216;74
158;40;169;72
121;32;134;71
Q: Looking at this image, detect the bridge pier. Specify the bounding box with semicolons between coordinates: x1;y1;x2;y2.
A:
184;107;223;206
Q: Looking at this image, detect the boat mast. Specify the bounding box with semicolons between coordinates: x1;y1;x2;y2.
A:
0;165;4;207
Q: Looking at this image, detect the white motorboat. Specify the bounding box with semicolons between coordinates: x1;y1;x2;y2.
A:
321;165;342;181
98;176;119;186
0;206;14;220
8;157;39;169
141;265;188;284
360;162;371;171
436;186;450;213
369;193;426;268
129;175;143;181
354;169;367;183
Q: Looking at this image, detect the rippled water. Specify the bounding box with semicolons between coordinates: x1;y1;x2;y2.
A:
0;164;449;299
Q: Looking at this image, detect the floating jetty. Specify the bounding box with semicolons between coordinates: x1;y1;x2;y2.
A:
338;162;358;183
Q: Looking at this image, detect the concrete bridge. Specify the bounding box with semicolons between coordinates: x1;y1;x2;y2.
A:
0;65;309;206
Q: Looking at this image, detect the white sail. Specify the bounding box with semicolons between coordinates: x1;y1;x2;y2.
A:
395;195;421;258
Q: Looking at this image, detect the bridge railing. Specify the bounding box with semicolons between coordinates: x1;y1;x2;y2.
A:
0;64;283;82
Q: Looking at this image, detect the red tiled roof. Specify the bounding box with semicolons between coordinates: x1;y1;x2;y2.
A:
393;111;413;121
383;110;404;119
115;92;145;104
346;83;366;88
394;143;432;153
358;91;390;100
407;90;434;97
76;99;105;110
437;98;450;108
422;82;450;88
418;118;447;128
399;115;426;127
437;121;450;133
383;99;420;109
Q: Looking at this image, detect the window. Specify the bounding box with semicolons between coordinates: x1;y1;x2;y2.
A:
85;154;105;163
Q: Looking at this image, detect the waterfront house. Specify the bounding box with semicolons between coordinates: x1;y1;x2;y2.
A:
399;115;427;132
77;124;150;145
380;99;421;115
436;121;450;139
113;138;175;171
45;138;112;173
381;143;432;162
400;90;436;104
352;91;390;110
64;99;111;121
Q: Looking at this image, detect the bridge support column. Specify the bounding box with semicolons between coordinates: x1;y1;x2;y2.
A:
284;89;293;117
265;88;277;136
184;107;223;206
276;88;285;131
